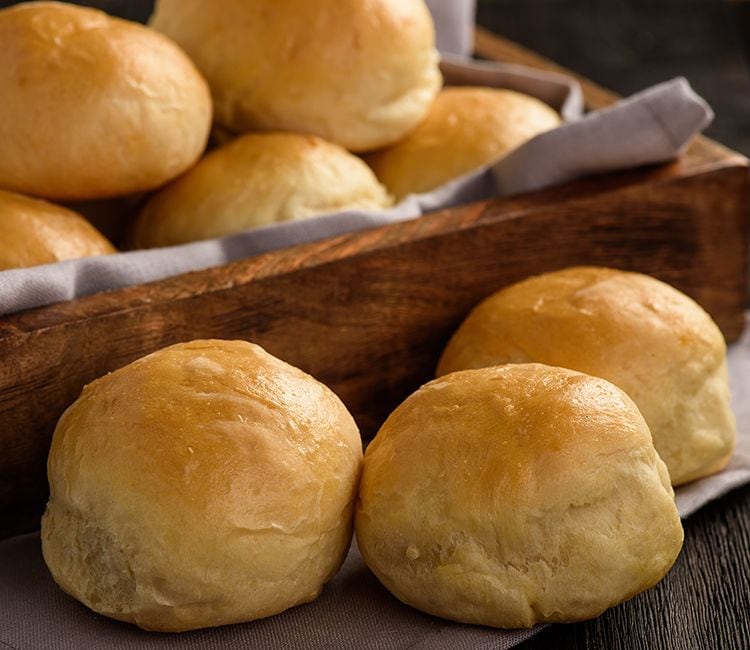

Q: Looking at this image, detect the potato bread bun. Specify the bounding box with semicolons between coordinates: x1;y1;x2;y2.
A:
356;364;683;628
42;340;362;632
133;132;393;248
149;0;442;152
437;267;736;486
0;1;212;201
0;189;115;270
365;87;561;200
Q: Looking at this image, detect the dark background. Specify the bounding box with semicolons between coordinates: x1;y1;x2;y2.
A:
476;0;750;156
1;1;749;648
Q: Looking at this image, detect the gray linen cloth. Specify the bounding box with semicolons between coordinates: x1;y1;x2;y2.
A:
425;0;477;56
2;321;749;650
0;70;711;317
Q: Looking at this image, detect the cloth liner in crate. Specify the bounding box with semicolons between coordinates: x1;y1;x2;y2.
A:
0;58;711;316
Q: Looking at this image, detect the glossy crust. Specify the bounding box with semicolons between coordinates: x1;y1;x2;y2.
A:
133;132;393;248
149;0;441;152
365;87;561;200
41;340;362;632
437;267;737;485
0;189;115;270
0;2;211;200
356;364;684;628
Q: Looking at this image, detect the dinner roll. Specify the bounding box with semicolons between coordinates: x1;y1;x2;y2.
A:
366;87;561;200
437;267;736;486
42;340;362;632
149;0;441;152
356;364;683;628
0;189;115;270
0;2;211;201
133;133;393;248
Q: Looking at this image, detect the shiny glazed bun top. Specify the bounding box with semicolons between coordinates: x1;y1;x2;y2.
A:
150;0;442;152
0;1;212;201
356;364;683;628
0;189;115;270
42;340;362;632
437;266;736;486
133;132;393;248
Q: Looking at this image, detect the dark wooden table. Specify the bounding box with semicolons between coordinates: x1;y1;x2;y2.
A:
475;1;750;647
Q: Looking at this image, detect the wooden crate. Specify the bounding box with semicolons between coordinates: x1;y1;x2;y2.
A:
1;31;747;538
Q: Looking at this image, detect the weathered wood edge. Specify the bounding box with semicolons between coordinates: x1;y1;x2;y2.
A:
0;150;746;341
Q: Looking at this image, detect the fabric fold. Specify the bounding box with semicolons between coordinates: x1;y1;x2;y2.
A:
492;77;714;195
0;71;713;317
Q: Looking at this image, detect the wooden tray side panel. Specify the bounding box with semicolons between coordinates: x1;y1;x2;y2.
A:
1;165;746;534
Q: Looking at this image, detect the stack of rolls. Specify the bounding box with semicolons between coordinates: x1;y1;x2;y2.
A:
0;0;566;263
0;1;213;266
136;0;443;247
138;0;563;245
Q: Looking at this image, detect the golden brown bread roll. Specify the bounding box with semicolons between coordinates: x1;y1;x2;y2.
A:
437;267;736;486
365;87;561;200
356;364;684;628
42;340;362;632
149;0;442;152
0;2;212;201
133;132;393;248
0;189;115;270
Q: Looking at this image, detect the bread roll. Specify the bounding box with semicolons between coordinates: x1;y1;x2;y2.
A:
0;2;211;201
133;132;393;248
149;0;441;152
42;340;362;632
356;364;683;628
0;189;115;270
437;267;736;486
365;87;561;200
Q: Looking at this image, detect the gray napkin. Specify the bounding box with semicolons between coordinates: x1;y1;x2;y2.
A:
425;0;477;57
0;70;711;317
2;319;749;650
